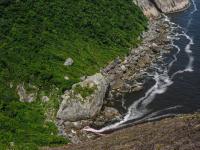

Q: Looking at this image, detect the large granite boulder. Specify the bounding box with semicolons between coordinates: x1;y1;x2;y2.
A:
57;73;109;122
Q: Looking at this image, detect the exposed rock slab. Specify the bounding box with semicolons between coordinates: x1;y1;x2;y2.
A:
154;0;190;13
134;0;190;18
133;0;160;19
57;73;108;122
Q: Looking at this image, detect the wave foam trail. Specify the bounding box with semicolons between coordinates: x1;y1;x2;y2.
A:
191;0;198;15
171;32;194;78
186;0;198;29
85;11;196;133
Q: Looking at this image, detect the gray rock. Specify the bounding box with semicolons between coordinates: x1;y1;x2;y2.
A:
69;134;81;144
132;85;143;92
80;76;86;81
64;76;69;80
57;73;108;122
42;96;49;102
154;0;190;13
103;107;121;120
120;65;126;72
134;0;190;18
63;121;74;129
17;84;37;103
138;54;151;68
133;0;160;19
64;58;74;66
111;78;124;90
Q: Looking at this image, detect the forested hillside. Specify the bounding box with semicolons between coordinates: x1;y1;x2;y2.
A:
0;0;147;149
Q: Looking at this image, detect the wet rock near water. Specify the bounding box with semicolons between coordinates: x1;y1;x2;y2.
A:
102;18;173;97
56;17;175;144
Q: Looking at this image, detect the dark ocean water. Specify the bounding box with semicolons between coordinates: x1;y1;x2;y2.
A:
86;0;200;133
146;0;200;117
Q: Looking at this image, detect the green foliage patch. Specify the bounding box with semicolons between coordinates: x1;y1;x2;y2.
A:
0;0;147;149
74;84;96;98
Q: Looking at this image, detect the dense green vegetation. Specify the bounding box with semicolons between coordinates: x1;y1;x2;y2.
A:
0;0;147;149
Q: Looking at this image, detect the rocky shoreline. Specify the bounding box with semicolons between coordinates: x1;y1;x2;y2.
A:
55;0;192;144
56;16;175;143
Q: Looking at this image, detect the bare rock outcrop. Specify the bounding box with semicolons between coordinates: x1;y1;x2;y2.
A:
154;0;190;13
134;0;190;18
57;73;109;122
133;0;160;19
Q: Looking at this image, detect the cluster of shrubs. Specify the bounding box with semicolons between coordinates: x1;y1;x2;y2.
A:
0;0;147;148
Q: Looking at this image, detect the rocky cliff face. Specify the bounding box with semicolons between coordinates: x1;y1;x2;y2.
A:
133;0;160;19
154;0;190;13
134;0;190;18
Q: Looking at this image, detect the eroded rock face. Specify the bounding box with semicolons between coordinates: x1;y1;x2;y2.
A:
134;0;190;18
133;0;160;19
57;73;109;122
154;0;190;13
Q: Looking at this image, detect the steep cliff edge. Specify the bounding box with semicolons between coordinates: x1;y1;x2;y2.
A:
134;0;190;18
133;0;160;19
154;0;190;13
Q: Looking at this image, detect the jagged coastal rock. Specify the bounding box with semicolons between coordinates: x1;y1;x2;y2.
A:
57;73;108;122
133;0;160;19
134;0;190;18
154;0;190;13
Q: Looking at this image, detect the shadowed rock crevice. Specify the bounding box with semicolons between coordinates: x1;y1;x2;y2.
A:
149;0;163;12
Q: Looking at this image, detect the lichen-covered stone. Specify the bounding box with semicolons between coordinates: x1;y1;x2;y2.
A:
57;73;108;122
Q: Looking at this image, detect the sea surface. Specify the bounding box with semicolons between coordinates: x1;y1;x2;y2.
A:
86;0;200;133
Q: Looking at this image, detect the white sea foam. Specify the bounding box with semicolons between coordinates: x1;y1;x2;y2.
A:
186;0;198;29
84;3;197;133
171;32;194;78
